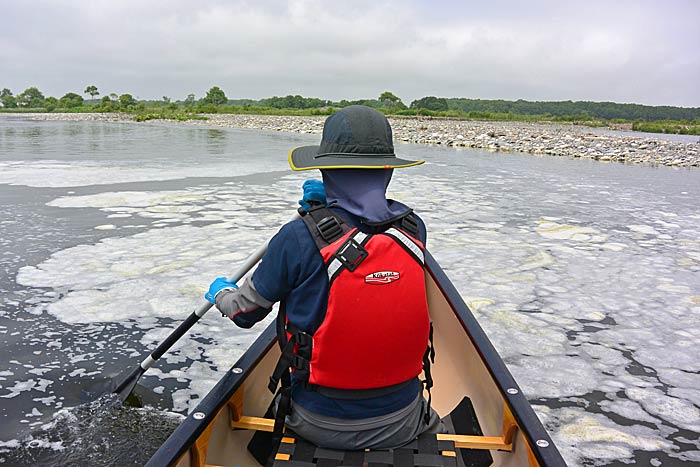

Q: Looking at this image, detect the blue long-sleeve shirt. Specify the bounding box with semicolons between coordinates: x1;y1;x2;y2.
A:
233;206;427;419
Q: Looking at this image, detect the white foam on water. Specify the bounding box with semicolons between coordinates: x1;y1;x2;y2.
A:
15;178;302;420
509;356;600;399
548;408;674;466
598;398;659;424
673;451;700;462
48;190;214;209
10;164;700;465
0;378;53;399
628;224;661;235
0;158;285;188
535;220;607;242
626;387;700;432
0;439;20;451
33;396;57;406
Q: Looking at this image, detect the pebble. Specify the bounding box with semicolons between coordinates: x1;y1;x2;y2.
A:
25;113;700;168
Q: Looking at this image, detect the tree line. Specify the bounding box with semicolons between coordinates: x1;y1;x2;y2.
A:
2;85;699;123
444;98;700;122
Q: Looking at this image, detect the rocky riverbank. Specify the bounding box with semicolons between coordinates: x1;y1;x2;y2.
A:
19;112;700;167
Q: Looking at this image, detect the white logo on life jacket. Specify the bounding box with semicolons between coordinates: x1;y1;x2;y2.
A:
365;271;400;284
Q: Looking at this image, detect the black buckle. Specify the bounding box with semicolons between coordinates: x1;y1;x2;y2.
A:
295;331;312;346
294;331;313;359
317;216;343;243
292;355;310;381
292;355;309;371
335;237;368;272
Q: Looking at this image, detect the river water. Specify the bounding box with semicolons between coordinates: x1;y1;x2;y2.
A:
0;115;698;466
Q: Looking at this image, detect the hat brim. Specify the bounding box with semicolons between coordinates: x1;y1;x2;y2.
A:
288;146;425;171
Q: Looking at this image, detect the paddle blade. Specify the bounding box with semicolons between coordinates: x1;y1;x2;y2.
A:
112;366;146;404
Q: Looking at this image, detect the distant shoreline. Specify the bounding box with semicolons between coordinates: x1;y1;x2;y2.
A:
7;112;700;168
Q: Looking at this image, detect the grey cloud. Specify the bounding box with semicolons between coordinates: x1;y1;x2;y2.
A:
1;0;698;106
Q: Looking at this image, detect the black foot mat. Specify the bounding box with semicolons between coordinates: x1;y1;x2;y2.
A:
440;397;493;467
247;402;277;466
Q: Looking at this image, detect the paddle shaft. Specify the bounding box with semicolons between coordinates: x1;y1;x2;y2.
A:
135;212;301;374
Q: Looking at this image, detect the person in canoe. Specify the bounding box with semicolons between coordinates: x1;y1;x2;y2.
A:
205;105;444;452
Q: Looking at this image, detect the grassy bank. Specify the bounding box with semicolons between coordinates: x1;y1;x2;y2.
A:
631;120;700;135
3;104;700;137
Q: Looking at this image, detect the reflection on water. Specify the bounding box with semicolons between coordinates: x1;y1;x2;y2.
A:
205;128;227;154
1;117;699;466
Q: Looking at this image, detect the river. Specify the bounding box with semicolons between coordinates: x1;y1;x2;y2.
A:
0;115;699;466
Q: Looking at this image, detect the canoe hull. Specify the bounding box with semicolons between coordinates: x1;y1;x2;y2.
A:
147;251;566;467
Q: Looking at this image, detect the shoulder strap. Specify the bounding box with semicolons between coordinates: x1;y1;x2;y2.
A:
301;205;353;250
392;211;420;239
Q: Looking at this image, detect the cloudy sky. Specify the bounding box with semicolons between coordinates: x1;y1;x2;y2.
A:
2;0;699;107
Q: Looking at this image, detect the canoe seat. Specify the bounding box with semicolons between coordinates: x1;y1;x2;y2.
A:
240;397;497;467
273;432;461;467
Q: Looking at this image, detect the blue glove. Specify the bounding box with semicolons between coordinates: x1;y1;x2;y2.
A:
298;179;326;212
205;276;238;304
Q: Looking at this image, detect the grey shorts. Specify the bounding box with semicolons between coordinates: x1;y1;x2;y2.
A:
285;395;446;450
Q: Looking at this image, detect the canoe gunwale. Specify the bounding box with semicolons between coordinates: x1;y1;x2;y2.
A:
146;250;566;467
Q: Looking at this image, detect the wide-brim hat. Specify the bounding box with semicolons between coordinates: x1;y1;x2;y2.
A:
289;105;424;171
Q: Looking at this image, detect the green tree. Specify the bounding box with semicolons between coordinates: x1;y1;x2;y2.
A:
44;96;58;112
1;88;17;108
410;96;448;111
119;93;136;109
162;96;170;104
84;85;99;99
59;92;84;108
98;95;114;111
202;86;228;105
379;91;406;110
184;93;196;107
17;87;45;108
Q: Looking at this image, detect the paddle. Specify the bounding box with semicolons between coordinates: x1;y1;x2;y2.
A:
111;212;301;403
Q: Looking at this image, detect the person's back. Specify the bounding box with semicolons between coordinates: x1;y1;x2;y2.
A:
206;106;444;452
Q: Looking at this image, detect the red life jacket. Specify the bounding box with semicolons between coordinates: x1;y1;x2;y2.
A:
269;207;430;395
311;224;430;389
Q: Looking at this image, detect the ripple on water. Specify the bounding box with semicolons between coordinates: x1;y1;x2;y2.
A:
0;395;184;467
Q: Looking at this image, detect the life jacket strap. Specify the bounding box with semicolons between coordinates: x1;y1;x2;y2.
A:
267;374;292;467
395;212;420;239
268;323;312;394
301;204;350;248
422;322;435;424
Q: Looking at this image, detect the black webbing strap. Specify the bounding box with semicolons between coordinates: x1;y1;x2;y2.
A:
267;372;292;467
422;323;435;424
269;322;312;394
266;302;291;467
300;204;351;250
395;211;420;239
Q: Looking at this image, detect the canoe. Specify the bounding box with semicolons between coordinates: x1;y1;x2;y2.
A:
146;251;567;467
